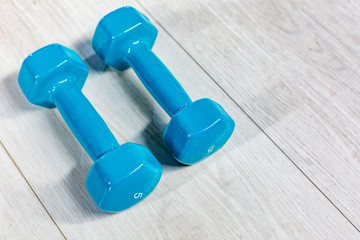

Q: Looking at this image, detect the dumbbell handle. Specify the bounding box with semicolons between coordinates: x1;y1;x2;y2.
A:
52;80;119;161
126;43;192;117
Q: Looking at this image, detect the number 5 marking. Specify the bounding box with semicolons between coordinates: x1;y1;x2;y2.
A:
134;193;143;199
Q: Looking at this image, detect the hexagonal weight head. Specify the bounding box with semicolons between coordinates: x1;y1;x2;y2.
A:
92;6;158;71
163;98;235;165
18;43;88;108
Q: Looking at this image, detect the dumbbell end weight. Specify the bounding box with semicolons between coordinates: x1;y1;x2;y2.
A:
92;6;157;72
87;143;162;212
19;43;88;108
163;98;235;165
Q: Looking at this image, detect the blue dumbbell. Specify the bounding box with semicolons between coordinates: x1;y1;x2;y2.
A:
18;43;162;212
92;7;235;165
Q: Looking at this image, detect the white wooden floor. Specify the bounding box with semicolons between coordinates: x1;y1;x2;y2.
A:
1;0;359;239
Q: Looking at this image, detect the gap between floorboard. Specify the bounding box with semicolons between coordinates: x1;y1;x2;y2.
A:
0;141;67;239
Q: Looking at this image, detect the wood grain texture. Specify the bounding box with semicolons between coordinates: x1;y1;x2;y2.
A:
0;0;359;239
0;142;65;239
137;0;360;229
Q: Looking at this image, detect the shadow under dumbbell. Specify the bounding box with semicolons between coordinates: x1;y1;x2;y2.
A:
73;38;183;168
74;39;108;72
42;111;116;221
115;70;184;168
60;160;111;221
41;112;112;221
1;72;110;220
142;121;184;167
1;73;37;116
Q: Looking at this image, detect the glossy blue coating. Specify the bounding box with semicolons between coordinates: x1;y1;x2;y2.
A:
18;44;162;212
18;43;88;109
92;6;157;71
52;85;119;161
163;99;235;164
87;143;162;212
127;44;192;117
93;7;235;165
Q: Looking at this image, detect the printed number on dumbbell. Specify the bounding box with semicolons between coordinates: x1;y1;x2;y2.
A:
134;193;143;199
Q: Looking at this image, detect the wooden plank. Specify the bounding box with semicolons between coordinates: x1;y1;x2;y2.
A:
136;0;360;228
0;142;64;239
301;0;360;62
0;0;359;238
